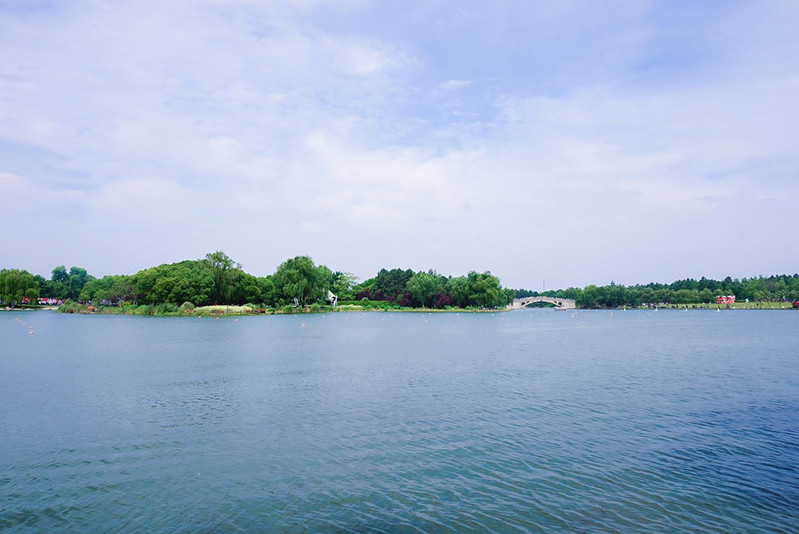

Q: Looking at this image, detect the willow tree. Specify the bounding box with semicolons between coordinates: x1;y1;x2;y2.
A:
272;256;330;306
467;271;503;308
203;251;241;304
406;270;444;308
0;269;39;305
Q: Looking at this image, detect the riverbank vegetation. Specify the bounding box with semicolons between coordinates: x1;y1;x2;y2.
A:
3;257;798;313
1;252;513;314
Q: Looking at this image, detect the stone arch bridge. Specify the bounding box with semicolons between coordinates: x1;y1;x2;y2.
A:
512;296;576;309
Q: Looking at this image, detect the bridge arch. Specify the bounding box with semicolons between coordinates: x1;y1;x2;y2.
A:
512;296;576;309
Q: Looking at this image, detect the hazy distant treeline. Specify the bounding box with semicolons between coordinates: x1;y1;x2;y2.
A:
517;275;799;308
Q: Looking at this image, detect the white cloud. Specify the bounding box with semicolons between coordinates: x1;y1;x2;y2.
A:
440;80;472;91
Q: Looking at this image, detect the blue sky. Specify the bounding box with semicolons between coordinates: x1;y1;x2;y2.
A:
2;0;798;289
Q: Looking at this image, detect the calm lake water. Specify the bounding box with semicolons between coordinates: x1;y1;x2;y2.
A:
1;309;798;532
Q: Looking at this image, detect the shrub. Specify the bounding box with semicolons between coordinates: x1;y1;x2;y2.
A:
58;300;81;314
156;303;179;315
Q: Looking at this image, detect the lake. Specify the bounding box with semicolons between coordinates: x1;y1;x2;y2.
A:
1;309;798;532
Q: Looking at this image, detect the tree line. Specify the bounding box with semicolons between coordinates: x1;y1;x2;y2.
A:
0;252;512;310
354;268;514;309
3;257;797;310
517;275;799;308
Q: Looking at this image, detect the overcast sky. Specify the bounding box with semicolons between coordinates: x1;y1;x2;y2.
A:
2;0;798;290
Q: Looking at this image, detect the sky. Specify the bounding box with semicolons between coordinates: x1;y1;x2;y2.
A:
2;0;798;290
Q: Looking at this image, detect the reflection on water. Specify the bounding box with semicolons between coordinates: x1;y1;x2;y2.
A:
1;309;798;531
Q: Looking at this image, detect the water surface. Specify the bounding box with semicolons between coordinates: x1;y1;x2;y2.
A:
1;309;798;532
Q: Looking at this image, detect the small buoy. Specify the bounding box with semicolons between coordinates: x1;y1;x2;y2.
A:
301;323;306;328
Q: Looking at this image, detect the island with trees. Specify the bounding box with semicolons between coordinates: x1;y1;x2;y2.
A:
0;252;514;315
2;253;798;314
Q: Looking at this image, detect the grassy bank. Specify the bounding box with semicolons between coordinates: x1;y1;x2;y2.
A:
609;301;798;310
59;302;290;316
57;301;504;316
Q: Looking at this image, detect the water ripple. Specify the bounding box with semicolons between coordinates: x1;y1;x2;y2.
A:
2;310;798;531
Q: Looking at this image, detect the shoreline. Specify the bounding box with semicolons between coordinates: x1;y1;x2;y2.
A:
8;303;795;316
51;303;508;317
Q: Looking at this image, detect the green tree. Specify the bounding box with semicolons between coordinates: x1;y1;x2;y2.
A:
135;261;214;305
228;270;268;305
331;271;359;300
638;287;655;305
603;282;627;308
577;285;601;308
203;251;241;304
67;267;93;300
407;270;444;308
51;266;68;284
370;268;414;301
47;266;69;299
467;271;503;308
774;279;788;301
672;289;698;304
108;276;137;303
272;256;330;306
259;275;277;305
80;275;122;303
0;269;39;305
446;276;471;308
698;288;714;304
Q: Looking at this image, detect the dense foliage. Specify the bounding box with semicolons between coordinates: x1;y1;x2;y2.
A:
353;268;514;309
3;254;797;311
1;253;513;311
0;269;39;305
33;266;95;301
